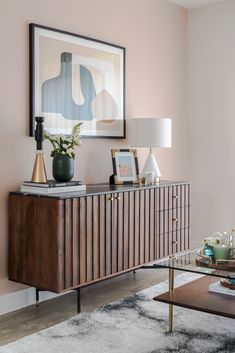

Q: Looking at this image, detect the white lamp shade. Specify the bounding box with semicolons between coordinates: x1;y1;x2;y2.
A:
130;118;172;148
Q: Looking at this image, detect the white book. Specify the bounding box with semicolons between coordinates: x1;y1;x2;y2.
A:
20;184;86;195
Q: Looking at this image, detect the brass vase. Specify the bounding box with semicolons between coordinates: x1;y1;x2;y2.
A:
31;151;47;183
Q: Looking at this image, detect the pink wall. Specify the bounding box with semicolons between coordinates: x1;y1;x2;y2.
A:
0;0;188;294
188;0;235;245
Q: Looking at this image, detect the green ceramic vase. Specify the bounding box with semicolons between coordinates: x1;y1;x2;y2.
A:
52;155;74;182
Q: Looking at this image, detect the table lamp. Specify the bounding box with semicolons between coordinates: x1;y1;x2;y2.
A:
130;118;172;183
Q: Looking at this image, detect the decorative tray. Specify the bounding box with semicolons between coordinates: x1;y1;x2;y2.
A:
220;278;235;290
196;249;235;272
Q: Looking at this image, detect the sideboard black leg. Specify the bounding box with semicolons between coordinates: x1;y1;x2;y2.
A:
76;288;81;313
36;288;40;307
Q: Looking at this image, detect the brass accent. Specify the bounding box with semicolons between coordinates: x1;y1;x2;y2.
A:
139;176;160;184
31;152;47;183
108;196;114;201
172;195;178;199
172;218;178;222
98;119;115;123
115;196;120;200
111;149;119;158
131;148;138;158
169;268;174;333
114;175;123;185
111;148;138;159
172;240;178;244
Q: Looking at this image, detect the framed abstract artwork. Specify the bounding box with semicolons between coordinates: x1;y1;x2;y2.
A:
111;149;139;184
29;24;126;138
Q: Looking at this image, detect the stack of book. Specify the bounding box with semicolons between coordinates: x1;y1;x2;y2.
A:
20;180;86;195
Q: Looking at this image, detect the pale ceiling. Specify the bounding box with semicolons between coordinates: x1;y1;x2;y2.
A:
169;0;225;9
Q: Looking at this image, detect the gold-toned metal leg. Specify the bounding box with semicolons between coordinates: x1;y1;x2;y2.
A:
169;268;174;333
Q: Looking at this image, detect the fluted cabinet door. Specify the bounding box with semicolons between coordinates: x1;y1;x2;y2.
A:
132;188;157;266
128;191;135;268
117;192;124;272
115;191;135;272
134;190;140;266
105;193;112;276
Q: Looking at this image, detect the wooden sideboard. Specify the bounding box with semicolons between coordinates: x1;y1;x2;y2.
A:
9;181;190;294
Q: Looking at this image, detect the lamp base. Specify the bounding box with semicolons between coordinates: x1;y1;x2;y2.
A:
141;150;161;180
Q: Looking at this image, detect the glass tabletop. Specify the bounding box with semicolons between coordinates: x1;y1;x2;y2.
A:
152;249;235;280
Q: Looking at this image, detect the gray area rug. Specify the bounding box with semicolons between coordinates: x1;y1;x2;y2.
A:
1;273;235;353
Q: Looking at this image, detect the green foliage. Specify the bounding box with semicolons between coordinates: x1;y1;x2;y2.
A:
45;123;83;159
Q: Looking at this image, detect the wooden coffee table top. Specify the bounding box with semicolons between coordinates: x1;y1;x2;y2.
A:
153;276;235;319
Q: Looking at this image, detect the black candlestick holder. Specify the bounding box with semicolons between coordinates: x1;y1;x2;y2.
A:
31;117;47;183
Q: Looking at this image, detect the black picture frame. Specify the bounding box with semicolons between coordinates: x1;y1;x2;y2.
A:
111;149;139;185
29;23;126;138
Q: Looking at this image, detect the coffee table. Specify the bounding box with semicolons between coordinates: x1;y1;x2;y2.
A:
147;249;235;332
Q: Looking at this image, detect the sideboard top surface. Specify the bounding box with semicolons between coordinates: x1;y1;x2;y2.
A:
10;180;190;200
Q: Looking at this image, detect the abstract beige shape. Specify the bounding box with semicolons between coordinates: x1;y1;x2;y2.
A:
91;89;119;121
95;119;124;135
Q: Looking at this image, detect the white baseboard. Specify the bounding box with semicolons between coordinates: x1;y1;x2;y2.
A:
0;287;65;316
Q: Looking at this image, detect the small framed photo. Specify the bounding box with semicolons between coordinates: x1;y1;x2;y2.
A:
111;149;139;184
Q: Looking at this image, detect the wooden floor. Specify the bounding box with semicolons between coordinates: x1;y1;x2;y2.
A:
0;268;168;346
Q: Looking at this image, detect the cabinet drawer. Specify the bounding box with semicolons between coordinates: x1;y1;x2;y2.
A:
156;206;190;234
156;228;190;259
156;232;178;258
168;184;190;209
155;184;190;211
169;229;190;254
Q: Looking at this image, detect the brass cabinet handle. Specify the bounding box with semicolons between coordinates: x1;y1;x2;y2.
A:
172;195;178;199
172;240;178;244
108;196;120;201
172;218;178;222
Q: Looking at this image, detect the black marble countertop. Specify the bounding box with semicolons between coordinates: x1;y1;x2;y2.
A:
10;180;190;199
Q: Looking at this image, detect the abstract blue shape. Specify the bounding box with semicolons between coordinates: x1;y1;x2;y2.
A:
42;52;96;121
